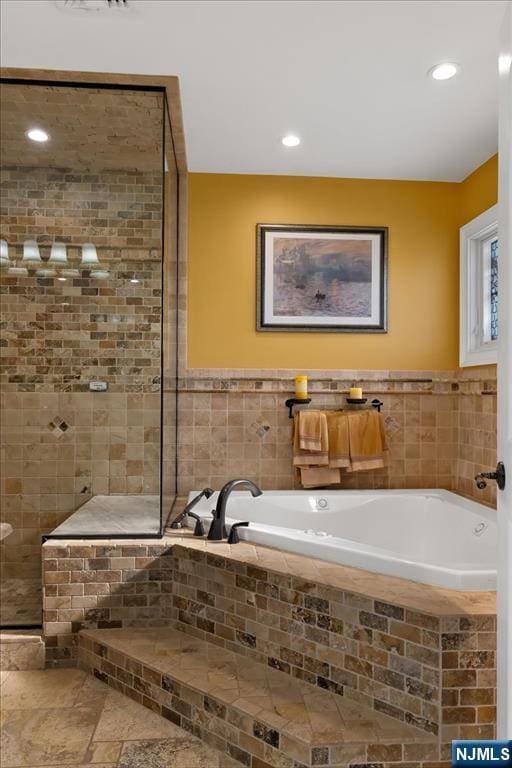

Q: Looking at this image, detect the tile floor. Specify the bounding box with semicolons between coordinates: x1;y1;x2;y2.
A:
0;669;240;768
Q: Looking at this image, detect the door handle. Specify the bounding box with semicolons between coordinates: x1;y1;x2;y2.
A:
475;462;506;491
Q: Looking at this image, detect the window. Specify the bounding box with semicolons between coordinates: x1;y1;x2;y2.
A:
460;204;498;366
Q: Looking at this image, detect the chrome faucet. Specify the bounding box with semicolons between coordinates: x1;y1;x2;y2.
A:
207;479;262;541
170;488;214;533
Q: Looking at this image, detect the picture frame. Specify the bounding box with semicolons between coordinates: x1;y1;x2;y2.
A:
256;223;388;332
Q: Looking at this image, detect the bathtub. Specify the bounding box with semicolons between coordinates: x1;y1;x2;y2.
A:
186;489;497;591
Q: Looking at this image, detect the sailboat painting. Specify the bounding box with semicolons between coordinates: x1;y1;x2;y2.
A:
257;224;388;332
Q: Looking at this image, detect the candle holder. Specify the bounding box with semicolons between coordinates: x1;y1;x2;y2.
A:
284;396;383;418
285;397;312;419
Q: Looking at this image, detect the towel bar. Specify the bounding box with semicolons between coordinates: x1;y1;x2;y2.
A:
285;397;383;419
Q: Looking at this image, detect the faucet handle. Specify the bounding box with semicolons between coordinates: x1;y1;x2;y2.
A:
227;521;249;544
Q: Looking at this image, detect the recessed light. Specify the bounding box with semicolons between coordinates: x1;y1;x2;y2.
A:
26;128;49;142
429;62;459;81
57;277;67;282
130;278;140;284
281;134;301;148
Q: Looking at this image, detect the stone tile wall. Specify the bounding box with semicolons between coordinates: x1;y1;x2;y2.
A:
175;369;497;506
454;393;497;507
440;615;497;751
0;166;162;250
177;388;458;495
0;166;164;587
1;167;162;393
171;545;442;735
78;628;439;768
42;541;174;666
41;538;497;746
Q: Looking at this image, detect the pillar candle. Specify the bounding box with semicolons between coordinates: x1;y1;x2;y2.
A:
349;386;363;399
295;375;308;400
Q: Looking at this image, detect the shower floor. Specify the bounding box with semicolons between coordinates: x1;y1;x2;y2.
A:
0;579;42;627
49;494;161;537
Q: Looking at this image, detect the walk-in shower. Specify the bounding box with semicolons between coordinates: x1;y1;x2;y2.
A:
0;78;179;627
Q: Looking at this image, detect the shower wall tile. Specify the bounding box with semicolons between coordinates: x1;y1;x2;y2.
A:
0;166;162;393
0;391;162;582
0;166;162;248
0;166;163;586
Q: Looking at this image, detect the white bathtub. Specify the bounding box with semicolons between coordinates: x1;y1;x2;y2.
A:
186;489;497;591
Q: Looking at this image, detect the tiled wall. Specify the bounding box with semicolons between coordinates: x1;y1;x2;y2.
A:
1;166;162;392
171;545;443;735
440;615;497;751
42;541;174;666
0;166;163;588
175;369;497;506
0;166;162;249
41;538;497;748
454;393;497;507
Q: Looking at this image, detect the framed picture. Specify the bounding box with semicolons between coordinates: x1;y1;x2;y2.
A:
256;224;388;332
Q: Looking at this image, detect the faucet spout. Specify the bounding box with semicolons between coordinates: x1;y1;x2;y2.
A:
207;479;262;541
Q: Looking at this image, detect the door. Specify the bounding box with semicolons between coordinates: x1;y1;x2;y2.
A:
497;0;512;739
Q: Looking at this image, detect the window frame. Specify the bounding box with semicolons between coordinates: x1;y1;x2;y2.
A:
460;204;498;367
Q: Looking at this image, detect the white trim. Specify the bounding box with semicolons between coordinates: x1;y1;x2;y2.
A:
496;0;512;738
459;204;499;366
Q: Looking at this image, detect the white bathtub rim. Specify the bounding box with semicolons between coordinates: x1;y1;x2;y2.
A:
185;488;496;591
235;524;495;590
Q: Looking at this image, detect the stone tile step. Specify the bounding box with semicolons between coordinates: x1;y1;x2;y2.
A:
78;627;438;768
0;630;45;670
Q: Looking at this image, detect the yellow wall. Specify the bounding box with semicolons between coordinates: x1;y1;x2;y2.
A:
188;159;498;371
460;154;498;226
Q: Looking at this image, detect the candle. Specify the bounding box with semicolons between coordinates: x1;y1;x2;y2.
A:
349;386;363;399
295;375;308;400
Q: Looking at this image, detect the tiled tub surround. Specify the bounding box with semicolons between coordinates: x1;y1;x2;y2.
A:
455;392;497;506
78;626;438;768
175;368;497;507
42;534;496;764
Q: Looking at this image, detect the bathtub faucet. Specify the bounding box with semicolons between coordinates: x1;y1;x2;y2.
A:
207;479;262;541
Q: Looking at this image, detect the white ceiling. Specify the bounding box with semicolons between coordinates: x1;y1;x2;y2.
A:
0;0;507;181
